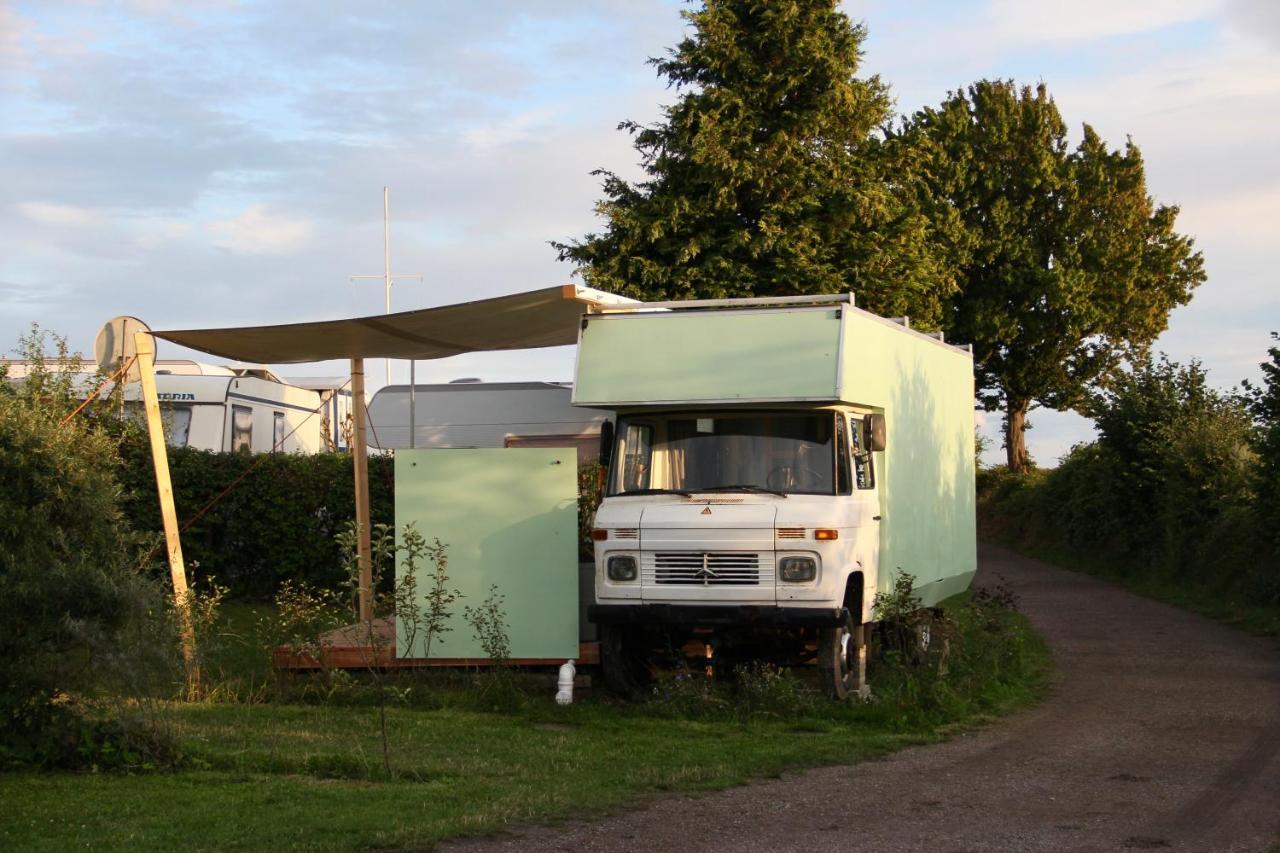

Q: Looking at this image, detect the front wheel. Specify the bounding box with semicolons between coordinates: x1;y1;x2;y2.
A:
817;609;864;700
598;624;651;699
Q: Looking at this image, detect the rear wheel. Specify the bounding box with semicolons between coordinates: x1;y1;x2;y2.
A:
817;609;860;700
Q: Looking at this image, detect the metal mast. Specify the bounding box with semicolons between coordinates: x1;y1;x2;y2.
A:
350;187;423;387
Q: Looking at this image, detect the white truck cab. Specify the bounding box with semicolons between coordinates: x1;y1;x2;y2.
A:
573;296;977;699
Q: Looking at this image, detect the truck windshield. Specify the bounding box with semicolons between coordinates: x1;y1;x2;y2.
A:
610;412;836;496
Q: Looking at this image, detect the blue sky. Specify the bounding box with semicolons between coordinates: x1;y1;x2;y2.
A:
3;0;1278;465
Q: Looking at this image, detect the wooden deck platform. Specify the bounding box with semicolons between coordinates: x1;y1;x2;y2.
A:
272;616;599;670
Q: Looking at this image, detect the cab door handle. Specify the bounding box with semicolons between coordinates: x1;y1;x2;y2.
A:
872;515;882;521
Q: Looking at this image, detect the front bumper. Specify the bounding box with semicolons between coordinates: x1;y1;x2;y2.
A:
588;603;845;628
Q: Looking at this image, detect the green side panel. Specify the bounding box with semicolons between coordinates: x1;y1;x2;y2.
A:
394;448;579;660
838;311;977;606
574;309;842;405
916;571;977;610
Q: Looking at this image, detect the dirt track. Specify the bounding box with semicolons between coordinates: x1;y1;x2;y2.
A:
445;544;1280;852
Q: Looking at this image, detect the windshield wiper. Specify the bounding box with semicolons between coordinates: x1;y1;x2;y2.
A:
618;488;695;497
695;485;788;498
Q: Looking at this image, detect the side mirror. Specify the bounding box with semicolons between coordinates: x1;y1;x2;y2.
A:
865;413;887;452
599;420;615;467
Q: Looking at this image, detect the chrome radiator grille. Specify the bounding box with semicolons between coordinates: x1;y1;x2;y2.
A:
647;551;762;586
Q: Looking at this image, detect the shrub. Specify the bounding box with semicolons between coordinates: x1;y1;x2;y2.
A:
981;351;1279;608
0;329;177;767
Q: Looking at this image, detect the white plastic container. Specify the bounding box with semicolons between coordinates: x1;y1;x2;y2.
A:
555;660;576;705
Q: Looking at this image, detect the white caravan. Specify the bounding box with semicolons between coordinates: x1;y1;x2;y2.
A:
2;358;346;453
366;380;610;464
136;362;336;453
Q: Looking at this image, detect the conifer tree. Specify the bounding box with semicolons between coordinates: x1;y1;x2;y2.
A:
556;0;954;326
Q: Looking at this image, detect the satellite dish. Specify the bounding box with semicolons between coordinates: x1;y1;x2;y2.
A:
94;316;151;383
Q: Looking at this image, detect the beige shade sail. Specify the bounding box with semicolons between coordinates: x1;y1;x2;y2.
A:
152;285;635;364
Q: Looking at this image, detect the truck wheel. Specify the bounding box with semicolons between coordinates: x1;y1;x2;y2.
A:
818;609;858;700
599;624;651;699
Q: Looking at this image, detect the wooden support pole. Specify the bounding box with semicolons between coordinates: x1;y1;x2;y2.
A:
134;332;200;698
351;357;373;622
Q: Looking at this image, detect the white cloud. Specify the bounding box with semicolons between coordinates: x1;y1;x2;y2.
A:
208;204;313;254
15;201;100;226
462;107;565;152
135;219;193;249
1176;183;1280;246
1225;0;1280;50
0;5;33;70
986;0;1223;45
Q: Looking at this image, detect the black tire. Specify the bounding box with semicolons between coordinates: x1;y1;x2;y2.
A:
876;609;938;665
599;624;651;699
817;608;858;700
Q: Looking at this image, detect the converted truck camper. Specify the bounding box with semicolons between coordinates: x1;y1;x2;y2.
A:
573;295;977;699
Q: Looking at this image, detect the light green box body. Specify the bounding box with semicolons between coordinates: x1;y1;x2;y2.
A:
574;309;842;404
837;311;977;605
394;448;579;659
573;306;976;606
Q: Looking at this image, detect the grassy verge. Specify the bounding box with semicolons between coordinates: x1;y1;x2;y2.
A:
985;533;1280;638
0;598;1049;851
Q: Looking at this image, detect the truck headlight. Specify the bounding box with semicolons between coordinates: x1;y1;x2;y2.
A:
779;556;817;583
607;555;638;582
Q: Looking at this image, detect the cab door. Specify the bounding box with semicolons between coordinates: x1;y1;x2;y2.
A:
846;412;881;621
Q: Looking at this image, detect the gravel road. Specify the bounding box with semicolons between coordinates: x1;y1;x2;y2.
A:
444;543;1280;852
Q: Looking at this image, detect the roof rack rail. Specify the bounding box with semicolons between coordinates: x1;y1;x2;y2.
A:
601;293;855;312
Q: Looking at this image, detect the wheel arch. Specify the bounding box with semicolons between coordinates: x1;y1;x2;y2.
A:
843;570;866;624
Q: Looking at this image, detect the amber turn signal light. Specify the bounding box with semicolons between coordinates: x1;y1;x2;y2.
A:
814;529;839;541
591;529;609;541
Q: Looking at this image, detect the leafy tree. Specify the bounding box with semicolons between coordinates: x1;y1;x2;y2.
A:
1245;333;1280;556
556;0;954;326
898;81;1205;470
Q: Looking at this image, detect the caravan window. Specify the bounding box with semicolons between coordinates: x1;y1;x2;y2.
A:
123;401;191;448
273;412;285;452
168;405;193;448
232;405;252;453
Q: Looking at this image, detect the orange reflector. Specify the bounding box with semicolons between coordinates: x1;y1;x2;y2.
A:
591;529;609;541
814;529;839;541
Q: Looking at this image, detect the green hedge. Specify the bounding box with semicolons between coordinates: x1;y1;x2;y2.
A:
119;436;604;600
977;354;1280;626
118;435;393;599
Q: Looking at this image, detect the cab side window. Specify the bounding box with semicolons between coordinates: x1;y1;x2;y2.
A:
851;415;875;490
835;413;852;494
